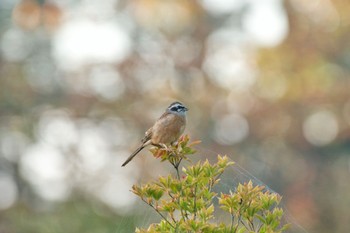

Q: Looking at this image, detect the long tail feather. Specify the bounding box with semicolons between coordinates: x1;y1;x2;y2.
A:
121;145;145;167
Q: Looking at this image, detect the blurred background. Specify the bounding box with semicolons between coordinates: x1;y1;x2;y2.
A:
0;0;349;232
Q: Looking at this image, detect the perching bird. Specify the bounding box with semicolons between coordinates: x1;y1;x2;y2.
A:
121;101;188;167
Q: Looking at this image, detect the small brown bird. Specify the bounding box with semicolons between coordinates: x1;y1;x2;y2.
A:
121;102;188;167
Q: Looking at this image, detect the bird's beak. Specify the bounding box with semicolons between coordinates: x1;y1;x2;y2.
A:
184;107;189;111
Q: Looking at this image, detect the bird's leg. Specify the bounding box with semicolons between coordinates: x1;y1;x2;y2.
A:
159;143;169;151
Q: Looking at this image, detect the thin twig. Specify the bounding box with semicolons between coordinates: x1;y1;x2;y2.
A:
257;221;263;232
208;171;224;192
193;182;198;220
170;211;176;223
246;200;255;231
173;157;183;180
248;219;255;232
240;219;250;231
169;153;188;221
141;199;175;229
234;205;243;232
175;165;180;180
230;213;235;233
234;215;241;232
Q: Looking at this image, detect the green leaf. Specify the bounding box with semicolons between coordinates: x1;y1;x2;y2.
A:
131;138;289;233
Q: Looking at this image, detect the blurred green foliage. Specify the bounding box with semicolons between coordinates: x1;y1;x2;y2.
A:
1;201;139;233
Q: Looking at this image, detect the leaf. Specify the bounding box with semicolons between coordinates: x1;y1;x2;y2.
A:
189;140;201;147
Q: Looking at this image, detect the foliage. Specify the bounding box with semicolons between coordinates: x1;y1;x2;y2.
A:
132;136;289;233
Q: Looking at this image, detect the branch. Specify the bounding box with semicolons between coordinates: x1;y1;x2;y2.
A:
141;199;175;229
230;212;235;233
193;182;198;220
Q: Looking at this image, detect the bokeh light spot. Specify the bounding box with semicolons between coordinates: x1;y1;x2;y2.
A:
88;65;125;101
1;28;33;62
20;143;70;201
242;1;288;47
214;114;249;145
77;124;110;173
204;30;256;91
303;110;338;146
0;173;18;210
1;130;28;162
53;19;131;71
96;175;137;213
200;0;244;15
37;110;78;149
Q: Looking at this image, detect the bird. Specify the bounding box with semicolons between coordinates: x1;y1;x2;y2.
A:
121;101;188;167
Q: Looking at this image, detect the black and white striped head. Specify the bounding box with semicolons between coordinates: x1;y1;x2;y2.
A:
167;102;188;115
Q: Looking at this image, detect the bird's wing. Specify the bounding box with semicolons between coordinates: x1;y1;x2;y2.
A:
141;127;152;143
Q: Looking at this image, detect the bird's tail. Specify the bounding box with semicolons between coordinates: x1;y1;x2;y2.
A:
121;145;145;167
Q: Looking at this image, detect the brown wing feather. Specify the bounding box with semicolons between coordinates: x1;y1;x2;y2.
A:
142;127;152;143
141;111;169;143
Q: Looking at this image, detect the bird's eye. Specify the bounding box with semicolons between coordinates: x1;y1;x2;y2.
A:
170;105;184;112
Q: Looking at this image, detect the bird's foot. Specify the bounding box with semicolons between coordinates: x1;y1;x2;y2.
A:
159;143;169;150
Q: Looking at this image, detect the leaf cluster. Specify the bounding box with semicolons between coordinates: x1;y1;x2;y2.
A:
131;135;289;233
150;135;200;178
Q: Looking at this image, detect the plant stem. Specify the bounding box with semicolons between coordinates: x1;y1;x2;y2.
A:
193;183;198;220
141;199;175;229
248;219;255;231
234;215;241;232
240;219;250;231
175;165;180;180
173;158;182;180
169;155;188;221
230;213;235;233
